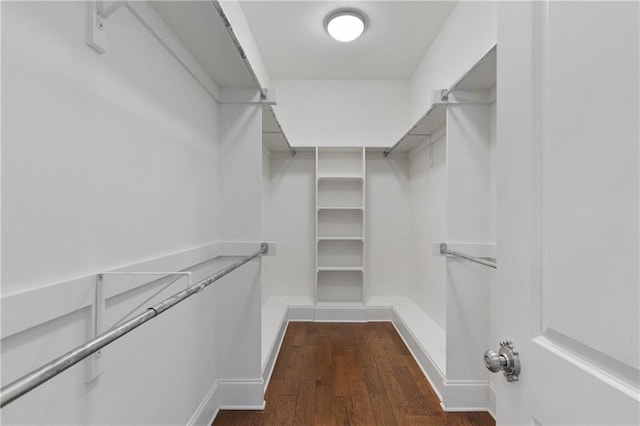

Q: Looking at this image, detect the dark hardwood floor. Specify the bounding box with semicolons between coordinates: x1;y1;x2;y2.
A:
213;322;495;425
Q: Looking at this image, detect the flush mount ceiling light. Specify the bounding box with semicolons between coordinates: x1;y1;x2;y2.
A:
325;9;366;42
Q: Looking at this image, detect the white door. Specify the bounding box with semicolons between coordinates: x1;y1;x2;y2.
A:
496;1;639;424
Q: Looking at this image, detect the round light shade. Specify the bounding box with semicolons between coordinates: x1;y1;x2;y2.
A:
326;10;365;42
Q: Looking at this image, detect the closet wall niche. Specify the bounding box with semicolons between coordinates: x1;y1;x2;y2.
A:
315;147;366;305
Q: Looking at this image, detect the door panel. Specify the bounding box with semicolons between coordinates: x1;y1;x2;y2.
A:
497;1;639;424
543;1;639;371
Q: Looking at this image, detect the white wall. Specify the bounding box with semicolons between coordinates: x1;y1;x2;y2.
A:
407;133;447;330
218;103;263;242
408;1;497;124
2;2;221;295
261;148;271;304
444;101;493;385
262;150;412;304
1;2;262;423
271;80;409;148
365;152;411;301
262;151;316;300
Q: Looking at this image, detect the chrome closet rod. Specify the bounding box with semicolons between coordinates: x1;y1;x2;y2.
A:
0;243;268;408
440;243;497;269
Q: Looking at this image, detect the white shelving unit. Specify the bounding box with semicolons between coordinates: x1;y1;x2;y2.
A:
315;147;365;305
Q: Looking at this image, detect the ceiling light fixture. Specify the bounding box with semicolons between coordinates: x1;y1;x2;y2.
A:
325;9;366;42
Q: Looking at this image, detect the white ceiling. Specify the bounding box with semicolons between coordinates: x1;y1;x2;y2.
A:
240;1;458;80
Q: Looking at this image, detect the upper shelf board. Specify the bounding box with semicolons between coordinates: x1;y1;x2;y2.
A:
386;45;496;155
453;47;497;91
262;105;296;154
150;1;256;89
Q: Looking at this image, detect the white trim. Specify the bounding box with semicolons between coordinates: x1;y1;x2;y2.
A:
261;298;289;391
534;335;640;401
314;306;367;322
442;379;491;412
288;305;315;321
217;379;265;409
262;319;288;391
365;306;394;321
187;381;221;426
187;378;266;426
391;307;446;401
487;381;497;419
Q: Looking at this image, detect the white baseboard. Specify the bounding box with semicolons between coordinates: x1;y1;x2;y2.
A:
313;305;368;322
442;379;491;412
217;379;265;409
187;381;221;426
288;305;315;321
187;378;265;426
391;307;447;401
488;381;497;419
262;316;288;391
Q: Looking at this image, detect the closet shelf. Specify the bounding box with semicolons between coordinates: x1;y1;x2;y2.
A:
317;206;363;211
315;301;364;307
317;175;363;181
262;105;296;155
317;237;363;241
316;147;366;305
384;45;496;156
317;266;363;272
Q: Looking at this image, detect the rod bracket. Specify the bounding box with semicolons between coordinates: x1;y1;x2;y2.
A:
87;271;191;383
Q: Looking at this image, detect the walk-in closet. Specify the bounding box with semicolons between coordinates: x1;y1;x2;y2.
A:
261;46;498;412
2;1;638;425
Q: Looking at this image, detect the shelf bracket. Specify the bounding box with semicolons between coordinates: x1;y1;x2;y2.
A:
88;0;128;54
87;271;190;383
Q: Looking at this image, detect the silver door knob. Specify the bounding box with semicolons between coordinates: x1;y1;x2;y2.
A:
483;349;504;372
483;340;521;382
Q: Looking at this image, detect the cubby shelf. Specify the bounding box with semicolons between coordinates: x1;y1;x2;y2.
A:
317;266;363;272
317;175;363;181
315;147;366;305
317;206;363;211
317;237;363;241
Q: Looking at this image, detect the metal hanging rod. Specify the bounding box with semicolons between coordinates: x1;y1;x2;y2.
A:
440;243;497;269
0;243;268;408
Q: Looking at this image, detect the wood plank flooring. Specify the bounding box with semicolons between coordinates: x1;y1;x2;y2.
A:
213;322;495;426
